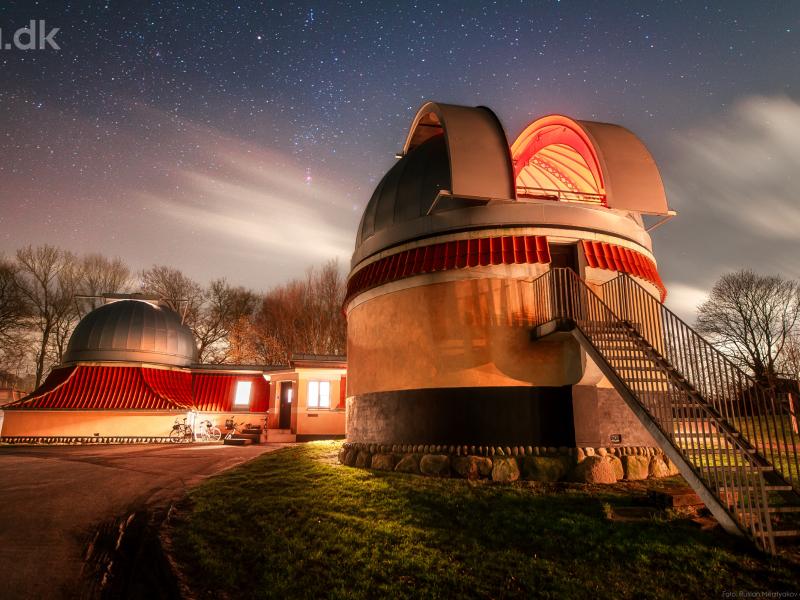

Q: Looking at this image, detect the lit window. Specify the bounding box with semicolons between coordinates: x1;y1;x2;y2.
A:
307;380;330;409
234;380;252;407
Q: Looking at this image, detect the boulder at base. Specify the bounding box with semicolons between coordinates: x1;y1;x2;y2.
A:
648;456;672;478
371;454;396;471
452;455;493;479
622;455;650;480
665;456;681;476
492;457;520;482
571;455;618;484
521;456;572;482
605;455;624;480
420;454;451;477
354;451;372;469
394;454;420;474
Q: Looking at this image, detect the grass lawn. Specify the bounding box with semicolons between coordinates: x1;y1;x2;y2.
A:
171;441;800;599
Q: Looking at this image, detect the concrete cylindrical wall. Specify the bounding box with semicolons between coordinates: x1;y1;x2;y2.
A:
345;236;663;448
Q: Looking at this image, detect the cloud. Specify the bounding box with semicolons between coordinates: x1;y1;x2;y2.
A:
653;95;800;311
124;109;359;285
674;95;800;238
664;283;708;324
143;149;354;264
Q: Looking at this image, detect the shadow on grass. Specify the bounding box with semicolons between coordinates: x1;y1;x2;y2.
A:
172;442;800;600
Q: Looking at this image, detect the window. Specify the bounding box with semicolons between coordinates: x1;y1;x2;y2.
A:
307;380;330;409
234;380;252;407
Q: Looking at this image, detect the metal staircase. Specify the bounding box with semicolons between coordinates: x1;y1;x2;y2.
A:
529;268;800;553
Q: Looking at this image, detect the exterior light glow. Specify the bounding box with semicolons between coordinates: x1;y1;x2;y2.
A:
234;380;252;407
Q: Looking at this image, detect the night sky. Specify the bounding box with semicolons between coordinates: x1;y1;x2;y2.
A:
1;1;798;320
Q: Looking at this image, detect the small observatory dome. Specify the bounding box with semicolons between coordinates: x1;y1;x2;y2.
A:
63;300;197;367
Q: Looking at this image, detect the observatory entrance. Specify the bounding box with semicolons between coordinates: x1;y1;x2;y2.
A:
548;243;579;273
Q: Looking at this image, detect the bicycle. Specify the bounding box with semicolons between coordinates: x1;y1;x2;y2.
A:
195;419;221;442
224;417;243;441
169;417;194;443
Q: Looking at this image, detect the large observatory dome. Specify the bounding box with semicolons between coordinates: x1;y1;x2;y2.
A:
356;134;450;250
344;100;673;450
63;300;197;367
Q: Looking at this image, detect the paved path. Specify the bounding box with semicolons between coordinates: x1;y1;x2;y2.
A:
0;443;290;599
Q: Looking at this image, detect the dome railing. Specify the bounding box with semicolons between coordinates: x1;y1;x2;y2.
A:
515;186;607;206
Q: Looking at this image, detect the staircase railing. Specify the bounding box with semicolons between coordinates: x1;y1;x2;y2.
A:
599;272;800;492
528;268;799;553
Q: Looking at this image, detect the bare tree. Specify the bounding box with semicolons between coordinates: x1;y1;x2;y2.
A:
193;279;258;363
0;258;31;378
78;254;132;309
249;259;347;365
781;334;800;382
139;265;203;322
15;246;81;387
696;270;800;386
47;254;131;367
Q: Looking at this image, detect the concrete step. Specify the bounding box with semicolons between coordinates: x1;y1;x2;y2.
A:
265;429;296;443
223;437;253;446
771;529;800;538
648;487;704;509
769;505;800;513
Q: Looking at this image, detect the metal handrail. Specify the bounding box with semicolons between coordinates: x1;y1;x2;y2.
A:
600;272;800;493
527;268;799;553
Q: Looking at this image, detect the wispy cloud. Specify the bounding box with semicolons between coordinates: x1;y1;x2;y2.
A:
654;95;800;314
126;109;358;283
664;283;708;324
143;151;354;263
671;95;800;238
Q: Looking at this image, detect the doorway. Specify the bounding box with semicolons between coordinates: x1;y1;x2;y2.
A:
549;243;583;320
549;243;579;273
279;382;293;430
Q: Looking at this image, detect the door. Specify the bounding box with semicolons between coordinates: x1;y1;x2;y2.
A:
279;382;293;430
549;243;579;272
548;243;583;321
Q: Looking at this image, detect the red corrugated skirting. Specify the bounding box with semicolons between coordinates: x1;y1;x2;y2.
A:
12;365;189;411
192;373;269;413
9;366;271;413
346;234;550;302
142;368;193;409
581;240;666;300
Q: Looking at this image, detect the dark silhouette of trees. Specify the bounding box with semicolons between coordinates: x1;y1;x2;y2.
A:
78;254;132;309
193;279;259;363
14;246;81;387
249;260;347;365
0;258;31;378
0;248;346;387
139;264;203;320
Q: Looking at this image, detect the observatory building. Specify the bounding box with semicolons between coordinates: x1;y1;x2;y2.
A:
344;102;671;451
1;298;346;442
